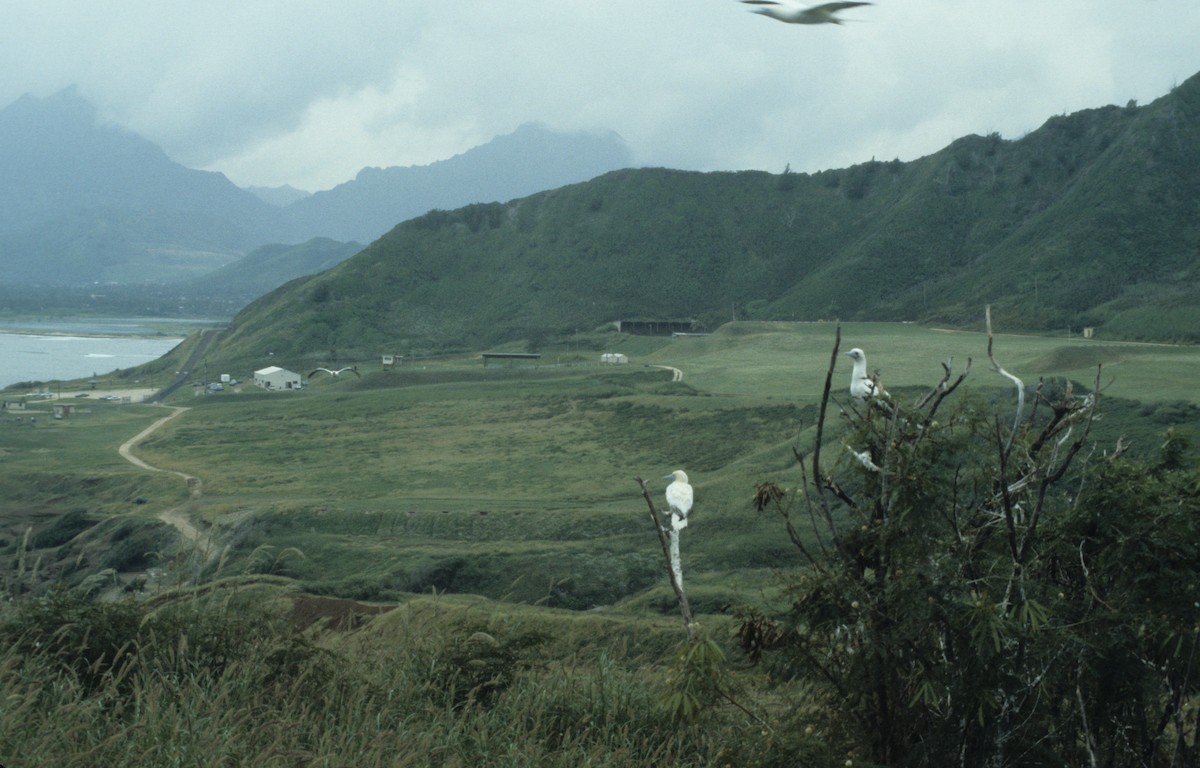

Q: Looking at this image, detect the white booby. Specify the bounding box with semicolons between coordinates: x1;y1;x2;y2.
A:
846;348;884;399
740;1;872;25
308;366;360;379
663;470;694;531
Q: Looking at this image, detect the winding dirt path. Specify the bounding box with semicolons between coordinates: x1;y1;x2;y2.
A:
652;365;684;382
118;406;213;552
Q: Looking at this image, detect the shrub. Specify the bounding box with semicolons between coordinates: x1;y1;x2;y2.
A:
739;324;1200;766
30;509;95;549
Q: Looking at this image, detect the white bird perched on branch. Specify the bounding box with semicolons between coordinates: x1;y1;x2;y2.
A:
740;1;872;25
846;348;885;399
663;470;693;531
846;445;881;472
308;366;360;379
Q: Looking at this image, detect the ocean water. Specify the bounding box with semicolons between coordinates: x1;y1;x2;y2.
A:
0;328;186;388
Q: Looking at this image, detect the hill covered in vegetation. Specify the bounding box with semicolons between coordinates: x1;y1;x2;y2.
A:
212;71;1199;364
0;91;633;287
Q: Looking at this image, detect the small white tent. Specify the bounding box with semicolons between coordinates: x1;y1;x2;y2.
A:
601;353;629;365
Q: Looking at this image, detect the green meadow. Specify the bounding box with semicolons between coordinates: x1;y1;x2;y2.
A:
4;320;1200;766
4;320;1198;609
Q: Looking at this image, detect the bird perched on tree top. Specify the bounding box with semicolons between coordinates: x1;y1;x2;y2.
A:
740;1;872;25
663;470;694;531
846;348;885;399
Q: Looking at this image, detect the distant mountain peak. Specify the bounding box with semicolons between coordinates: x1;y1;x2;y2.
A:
0;85;98;128
286;124;634;242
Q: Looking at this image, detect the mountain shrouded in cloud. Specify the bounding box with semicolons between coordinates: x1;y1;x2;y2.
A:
0;89;634;286
212;70;1200;359
0;87;290;283
283;123;633;243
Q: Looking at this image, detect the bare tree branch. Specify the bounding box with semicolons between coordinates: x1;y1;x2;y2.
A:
636;477;695;642
812;324;841;510
986;306;1025;458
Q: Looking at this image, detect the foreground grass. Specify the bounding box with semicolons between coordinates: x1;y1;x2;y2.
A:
0;583;784;768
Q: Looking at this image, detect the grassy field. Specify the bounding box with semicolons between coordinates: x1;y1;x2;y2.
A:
3;321;1199;609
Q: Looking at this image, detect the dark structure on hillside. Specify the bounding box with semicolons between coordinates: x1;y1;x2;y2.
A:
614;319;695;336
480;352;541;368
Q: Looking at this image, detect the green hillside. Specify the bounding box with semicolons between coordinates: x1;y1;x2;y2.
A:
6;321;1200;766
205;72;1200;366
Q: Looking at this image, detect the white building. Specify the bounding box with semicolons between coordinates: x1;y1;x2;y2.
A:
254;366;302;391
601;352;629;365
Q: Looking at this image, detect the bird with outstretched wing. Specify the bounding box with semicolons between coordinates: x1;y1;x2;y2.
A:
740;1;872;25
308;366;360;379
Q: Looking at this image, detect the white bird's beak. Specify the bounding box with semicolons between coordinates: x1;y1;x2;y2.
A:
662;473;675;482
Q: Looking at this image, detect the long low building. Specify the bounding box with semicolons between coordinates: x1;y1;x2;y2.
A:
254;366;302;390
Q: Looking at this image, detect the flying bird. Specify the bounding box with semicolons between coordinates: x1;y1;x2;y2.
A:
846;348;884;399
740;1;872;25
663;470;694;531
308;366;360;379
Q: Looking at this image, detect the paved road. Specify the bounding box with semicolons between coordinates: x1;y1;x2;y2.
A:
146;328;221;403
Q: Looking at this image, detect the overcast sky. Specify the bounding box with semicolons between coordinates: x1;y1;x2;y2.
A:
4;1;1198;192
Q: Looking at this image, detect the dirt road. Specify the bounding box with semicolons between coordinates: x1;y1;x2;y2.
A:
117;405;214;552
652;365;684;382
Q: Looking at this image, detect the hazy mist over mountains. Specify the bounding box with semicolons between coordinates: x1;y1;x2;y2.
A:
2;73;1198;352
0;88;634;287
283;124;633;244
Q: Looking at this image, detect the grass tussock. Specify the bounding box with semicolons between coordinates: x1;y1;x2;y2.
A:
0;585;770;767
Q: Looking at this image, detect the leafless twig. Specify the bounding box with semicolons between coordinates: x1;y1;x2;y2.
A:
986;306;1024;458
636;477;695;642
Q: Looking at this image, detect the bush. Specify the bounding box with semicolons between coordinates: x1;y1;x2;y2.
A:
739;327;1200;766
0;585;144;692
31;508;95;549
100;519;173;571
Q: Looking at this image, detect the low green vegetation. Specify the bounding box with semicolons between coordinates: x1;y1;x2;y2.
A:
0;584;762;767
3;321;1199;765
203;71;1200;364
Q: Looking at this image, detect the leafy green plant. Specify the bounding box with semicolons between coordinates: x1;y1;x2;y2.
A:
740;321;1200;766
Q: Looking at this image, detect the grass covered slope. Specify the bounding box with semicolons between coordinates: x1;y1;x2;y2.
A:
4;326;1195;768
211;72;1200;364
12;322;1198;610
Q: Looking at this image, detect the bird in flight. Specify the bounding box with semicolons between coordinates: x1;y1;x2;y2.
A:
663;470;694;531
308;366;360;379
740;1;872;25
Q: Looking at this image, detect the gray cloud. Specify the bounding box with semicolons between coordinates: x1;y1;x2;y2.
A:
3;0;1197;191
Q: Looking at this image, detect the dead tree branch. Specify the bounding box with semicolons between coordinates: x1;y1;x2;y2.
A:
636;477;695;642
986;306;1025;459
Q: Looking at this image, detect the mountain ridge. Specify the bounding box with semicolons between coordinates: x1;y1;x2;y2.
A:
281;122;634;243
0;90;635;287
210;71;1200;363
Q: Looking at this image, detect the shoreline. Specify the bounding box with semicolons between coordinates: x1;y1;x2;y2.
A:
0;327;187;341
0;314;225;339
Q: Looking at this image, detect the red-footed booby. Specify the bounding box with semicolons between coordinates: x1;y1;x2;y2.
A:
846;348;885;399
663;470;693;531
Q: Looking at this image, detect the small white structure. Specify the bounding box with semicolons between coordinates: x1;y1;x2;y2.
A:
254;366;302;391
601;352;629;365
